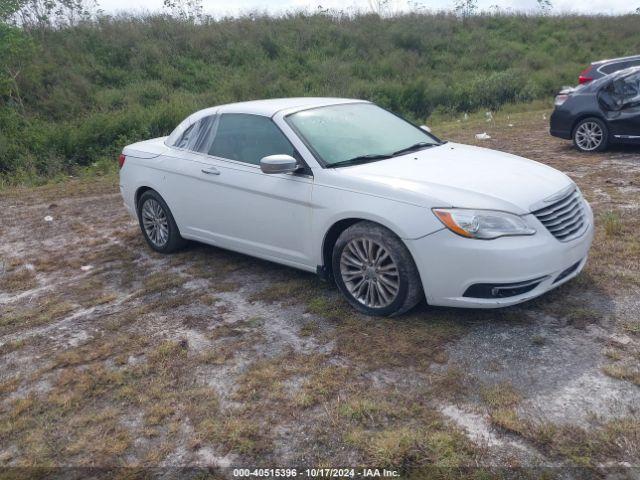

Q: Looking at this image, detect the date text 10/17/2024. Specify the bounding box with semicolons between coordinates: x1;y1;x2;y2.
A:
233;468;400;478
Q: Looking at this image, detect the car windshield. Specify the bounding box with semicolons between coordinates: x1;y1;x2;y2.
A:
286;103;440;167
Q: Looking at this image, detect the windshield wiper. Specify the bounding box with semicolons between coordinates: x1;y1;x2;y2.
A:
392;142;436;156
329;154;393;168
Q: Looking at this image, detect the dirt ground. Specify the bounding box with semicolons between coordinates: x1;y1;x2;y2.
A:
1;109;639;478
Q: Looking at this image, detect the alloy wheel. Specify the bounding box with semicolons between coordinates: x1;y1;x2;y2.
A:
575;121;603;151
339;237;400;308
141;198;169;247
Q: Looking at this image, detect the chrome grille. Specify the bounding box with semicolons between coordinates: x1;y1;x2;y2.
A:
532;189;587;241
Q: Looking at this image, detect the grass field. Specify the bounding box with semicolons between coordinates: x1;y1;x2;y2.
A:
1;108;639;476
2;12;640;184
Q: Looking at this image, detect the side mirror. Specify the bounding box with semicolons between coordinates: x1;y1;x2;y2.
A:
260;154;298;174
420;125;432;133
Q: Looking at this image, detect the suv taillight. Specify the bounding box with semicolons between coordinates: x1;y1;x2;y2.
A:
118;153;126;169
554;94;569;106
578;66;593;84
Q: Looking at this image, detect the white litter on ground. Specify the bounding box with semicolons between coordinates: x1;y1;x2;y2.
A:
475;132;492;140
80;265;93;272
44;216;53;222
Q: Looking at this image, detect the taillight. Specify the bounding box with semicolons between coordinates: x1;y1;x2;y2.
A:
554;94;569;106
578;66;593;84
118;153;126;169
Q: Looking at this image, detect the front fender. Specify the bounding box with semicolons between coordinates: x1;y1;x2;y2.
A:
311;184;443;267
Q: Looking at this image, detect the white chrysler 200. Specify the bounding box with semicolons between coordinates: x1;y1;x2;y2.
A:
119;98;594;316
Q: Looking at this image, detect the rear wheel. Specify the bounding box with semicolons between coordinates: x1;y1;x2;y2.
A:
573;117;608;152
137;190;187;253
332;221;423;317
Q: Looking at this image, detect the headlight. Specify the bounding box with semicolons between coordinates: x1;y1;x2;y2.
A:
433;208;536;239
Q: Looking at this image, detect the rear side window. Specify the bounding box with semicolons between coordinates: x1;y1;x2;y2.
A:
208;114;296;165
173;115;216;151
601;61;632;75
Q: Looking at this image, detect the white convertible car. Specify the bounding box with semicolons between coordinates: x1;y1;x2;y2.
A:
119;98;594;316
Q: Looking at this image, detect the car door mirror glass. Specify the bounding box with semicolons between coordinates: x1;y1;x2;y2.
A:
260;154;298;174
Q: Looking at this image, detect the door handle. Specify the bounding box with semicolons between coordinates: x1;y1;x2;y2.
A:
201;167;220;176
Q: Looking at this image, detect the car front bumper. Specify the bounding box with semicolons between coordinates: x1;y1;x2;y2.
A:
406;202;594;308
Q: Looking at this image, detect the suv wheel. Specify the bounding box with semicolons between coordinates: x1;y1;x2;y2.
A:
137;190;187;253
573;117;608;152
332;221;423;317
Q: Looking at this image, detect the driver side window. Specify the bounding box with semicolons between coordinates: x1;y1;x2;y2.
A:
207;114;297;165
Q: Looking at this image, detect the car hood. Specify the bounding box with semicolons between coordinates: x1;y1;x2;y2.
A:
331;143;574;214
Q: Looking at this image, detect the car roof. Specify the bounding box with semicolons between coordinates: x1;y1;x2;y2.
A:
216;97;368;116
592;54;640;66
165;97;370;146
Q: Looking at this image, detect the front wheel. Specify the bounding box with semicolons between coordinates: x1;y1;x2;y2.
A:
332;221;424;317
573;117;608;152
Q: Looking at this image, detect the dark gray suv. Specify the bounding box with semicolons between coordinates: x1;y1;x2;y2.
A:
551;67;640;152
578;55;640;85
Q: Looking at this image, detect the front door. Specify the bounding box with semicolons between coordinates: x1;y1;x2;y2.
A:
177;113;315;269
603;71;640;141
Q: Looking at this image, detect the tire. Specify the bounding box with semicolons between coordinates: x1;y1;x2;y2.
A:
572;117;609;153
332;221;423;317
137;190;187;254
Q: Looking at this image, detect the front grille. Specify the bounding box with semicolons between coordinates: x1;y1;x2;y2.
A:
532;189;587;241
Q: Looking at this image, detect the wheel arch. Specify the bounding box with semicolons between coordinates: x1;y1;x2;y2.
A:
320;216;415;282
134;186;154;212
571;113;608;138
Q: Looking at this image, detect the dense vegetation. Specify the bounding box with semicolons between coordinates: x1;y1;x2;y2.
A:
1;12;640;183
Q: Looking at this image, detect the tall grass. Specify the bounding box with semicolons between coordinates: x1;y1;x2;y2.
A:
1;12;639;183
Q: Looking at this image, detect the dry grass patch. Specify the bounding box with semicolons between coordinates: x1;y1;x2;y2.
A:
0;296;75;332
0;266;37;293
587;209;640;295
0;339;26;357
429;366;471;399
487;406;640;468
480;383;522;410
0;175;118;204
346;425;480;472
249;276;327;306
0;376;21;395
198;415;268;456
64;276;118;308
330;314;463;371
0;333;227;466
233;358;292;403
602;211;623;238
602;364;640;386
136;271;186;297
293;364;353;408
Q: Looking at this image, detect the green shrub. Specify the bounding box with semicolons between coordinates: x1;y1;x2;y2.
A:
1;12;640;183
